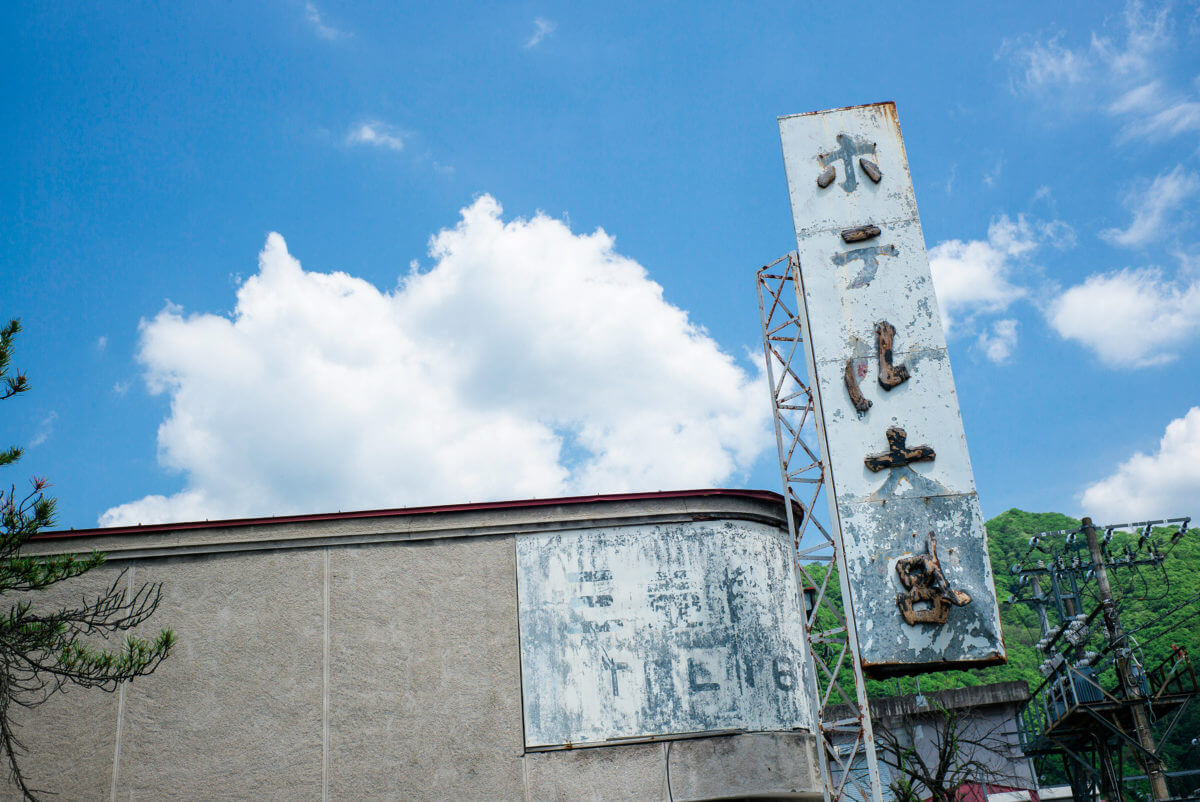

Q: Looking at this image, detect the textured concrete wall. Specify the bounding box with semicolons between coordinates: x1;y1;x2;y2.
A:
325;536;525;800
4;494;821;800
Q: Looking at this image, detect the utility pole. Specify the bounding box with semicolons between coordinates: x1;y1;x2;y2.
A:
1081;517;1170;800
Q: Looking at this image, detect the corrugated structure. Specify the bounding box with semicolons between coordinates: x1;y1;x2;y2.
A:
11;489;821;801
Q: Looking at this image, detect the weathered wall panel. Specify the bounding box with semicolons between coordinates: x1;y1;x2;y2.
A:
779;103;1004;675
517;520;811;747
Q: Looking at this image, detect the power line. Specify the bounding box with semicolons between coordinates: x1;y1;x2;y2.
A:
1010;515;1197;801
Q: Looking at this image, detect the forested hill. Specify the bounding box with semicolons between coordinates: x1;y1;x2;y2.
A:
892;509;1200;697
873;509;1200;770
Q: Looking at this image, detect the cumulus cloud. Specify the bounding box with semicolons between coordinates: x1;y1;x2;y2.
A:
1047;267;1200;366
1101;165;1200;248
100;196;768;526
1004;2;1199;144
1080;407;1200;520
525;17;556;48
976;319;1018;363
345;121;404;151
928;214;1069;335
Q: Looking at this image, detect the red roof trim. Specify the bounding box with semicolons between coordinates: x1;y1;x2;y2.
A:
34;488;785;541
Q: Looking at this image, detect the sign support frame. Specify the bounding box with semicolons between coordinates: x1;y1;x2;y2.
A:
757;254;884;802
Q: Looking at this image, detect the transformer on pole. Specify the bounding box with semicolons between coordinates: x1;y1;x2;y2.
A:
1013;516;1197;800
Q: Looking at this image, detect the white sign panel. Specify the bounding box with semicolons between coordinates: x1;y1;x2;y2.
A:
516;520;812;748
779;103;1004;675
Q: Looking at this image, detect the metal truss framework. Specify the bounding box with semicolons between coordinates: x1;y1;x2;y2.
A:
757;254;884;802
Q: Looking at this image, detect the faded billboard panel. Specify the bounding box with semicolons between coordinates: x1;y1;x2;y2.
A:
779;102;1004;676
516;520;812;748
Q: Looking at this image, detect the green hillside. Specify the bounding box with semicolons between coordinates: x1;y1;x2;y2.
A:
807;509;1200;777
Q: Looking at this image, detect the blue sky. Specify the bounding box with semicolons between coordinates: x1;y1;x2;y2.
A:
3;1;1199;528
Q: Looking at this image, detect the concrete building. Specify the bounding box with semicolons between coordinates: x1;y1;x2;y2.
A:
12;489;822;801
834;681;1037;800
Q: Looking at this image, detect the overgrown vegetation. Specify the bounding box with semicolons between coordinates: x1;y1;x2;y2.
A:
807;508;1200;787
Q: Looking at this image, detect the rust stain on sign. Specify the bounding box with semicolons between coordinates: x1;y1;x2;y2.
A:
895;533;972;625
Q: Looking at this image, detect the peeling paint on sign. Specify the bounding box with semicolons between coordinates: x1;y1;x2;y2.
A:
779;102;1005;676
516;520;812;748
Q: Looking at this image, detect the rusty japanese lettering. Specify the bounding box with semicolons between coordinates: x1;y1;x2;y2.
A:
841;224;881;243
875;320;910;389
816;164;836;189
864;427;934;473
818;134;877;193
843;358;872;413
833;244;897;289
895;533;972;625
859;157;882;183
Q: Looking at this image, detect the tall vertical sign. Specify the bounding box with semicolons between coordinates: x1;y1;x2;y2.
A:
779;103;1004;676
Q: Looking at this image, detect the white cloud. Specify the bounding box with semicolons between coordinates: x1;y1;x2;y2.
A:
1014;36;1089;87
346;121;404;151
1010;3;1167;91
29;411;57;448
1005;3;1198;144
95;335;107;351
928;214;1067;332
112;381;130;396
982;160;1003;188
305;2;348;41
976;319;1018;363
1047;267;1200;366
525;17;556;48
1080;407;1200;520
1102;165;1200;247
100;196;768;526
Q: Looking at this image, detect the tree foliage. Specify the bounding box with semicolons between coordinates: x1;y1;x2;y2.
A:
806;507;1200;789
0;320;175;801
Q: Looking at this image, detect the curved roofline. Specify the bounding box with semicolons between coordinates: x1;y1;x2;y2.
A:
35;488;787;541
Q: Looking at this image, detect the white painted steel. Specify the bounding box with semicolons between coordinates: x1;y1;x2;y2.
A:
515;520;812;748
779;103;1004;672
